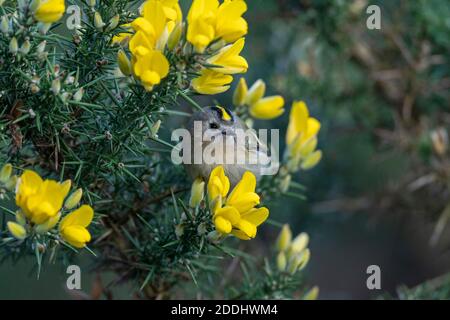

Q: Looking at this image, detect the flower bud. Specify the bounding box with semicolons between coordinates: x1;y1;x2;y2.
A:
175;223;185;238
233;78;248;106
209;39;226;52
65;188;83;210
61;179;72;195
1;16;9;34
245;79;266;105
300;150;322;170
30;83;40;94
7;221;27;240
276;224;292;252
289;232;309;256
431;128;448;156
36;40;46;53
276;251;287;272
151;120;161;138
5;175;17;192
296;248;310;271
106;14;120;31
9;37;18;54
279;174;291;193
73;88;84;102
20;39;31;55
16;210;27;226
88;0;96;7
29;0;41;12
167;22;182;51
65;75;75;85
0;163;12;183
207;230;222;243
189;178;205;208
117;49;131;76
197;222;208;236
38;22;51;35
94;12;105;30
303;286;319;300
51;79;61;95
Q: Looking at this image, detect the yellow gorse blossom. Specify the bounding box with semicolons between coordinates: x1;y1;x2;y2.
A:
187;0;248;53
191;69;233;95
207;166;269;240
286;101;322;172
132;44;170;90
207;37;248;74
215;0;248;43
188;1;248;95
10;169;94;248
125;0;175;91
59;205;94;248
233;78;285;120
16;170;70;224
187;0;220;53
34;0;66;23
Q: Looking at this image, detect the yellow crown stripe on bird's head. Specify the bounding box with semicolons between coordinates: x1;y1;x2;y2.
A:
216;106;232;121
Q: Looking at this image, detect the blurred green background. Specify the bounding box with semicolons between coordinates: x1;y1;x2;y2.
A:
2;0;450;299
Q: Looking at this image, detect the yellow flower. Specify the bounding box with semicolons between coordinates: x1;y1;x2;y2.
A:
59;205;94;248
286;101;320;147
286;101;322;171
129;31;169;90
34;0;65;23
207;166;230;208
233;77;248;106
207;38;248;74
192;69;233;94
249;95;285;119
215;0;248;43
207;167;269;240
7;221;27;240
245;79;265;105
157;0;183;29
232;78;285;119
225;171;260;213
133;48;170;91
189;178;205;208
129;31;154;55
15;170;70;225
187;0;218;52
187;0;248;52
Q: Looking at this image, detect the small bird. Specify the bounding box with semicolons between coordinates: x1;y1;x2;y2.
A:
184;106;275;186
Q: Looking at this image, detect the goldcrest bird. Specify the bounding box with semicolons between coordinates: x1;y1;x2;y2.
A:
184;106;276;186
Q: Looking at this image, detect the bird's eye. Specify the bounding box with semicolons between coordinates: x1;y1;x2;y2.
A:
209;122;219;129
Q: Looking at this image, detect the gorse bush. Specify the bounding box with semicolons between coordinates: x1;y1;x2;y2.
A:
0;0;321;299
